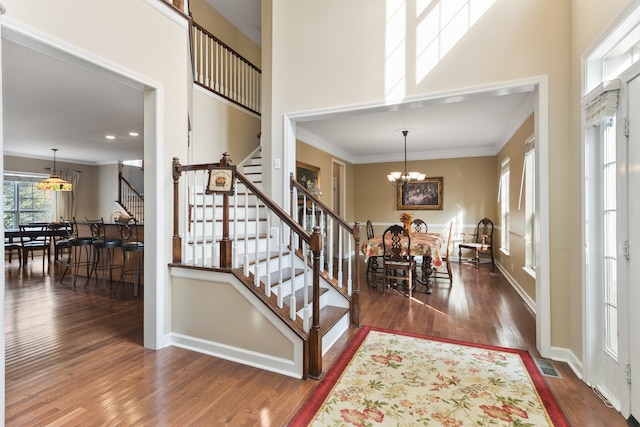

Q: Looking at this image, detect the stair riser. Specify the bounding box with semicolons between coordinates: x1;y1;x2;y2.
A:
189;221;270;238
191;191;261;207
191;206;265;221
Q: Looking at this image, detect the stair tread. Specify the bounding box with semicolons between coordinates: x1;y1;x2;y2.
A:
238;250;290;266
320;305;350;336
291;286;329;312
261;267;303;285
186;233;272;244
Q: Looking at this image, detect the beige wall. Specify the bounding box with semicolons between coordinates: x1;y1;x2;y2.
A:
354;157;497;237
96;163;120;221
295;141;355;222
4;154;99;220
496;115;535;299
191;89;261;164
172;277;293;359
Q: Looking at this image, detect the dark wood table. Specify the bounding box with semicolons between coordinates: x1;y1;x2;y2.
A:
5;227;70;266
361;232;444;293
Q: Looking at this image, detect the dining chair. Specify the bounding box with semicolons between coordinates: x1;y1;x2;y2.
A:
51;219;73;263
60;218;95;287
381;224;416;298
430;221;453;285
458;218;494;268
409;218;428;275
410;218;428;234
365;220;381;287
115;218;144;297
19;223;51;269
86;218;123;289
5;237;22;266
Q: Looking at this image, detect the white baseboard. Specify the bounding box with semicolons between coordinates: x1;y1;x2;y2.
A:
171;333;304;379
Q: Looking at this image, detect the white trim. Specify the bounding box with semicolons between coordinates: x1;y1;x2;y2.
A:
194;84;261;120
535;76;552;359
522;266;536;280
289;78;538;165
496;261;535;313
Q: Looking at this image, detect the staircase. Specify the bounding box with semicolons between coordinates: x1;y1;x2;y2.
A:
242;152;350;350
117;172;144;223
171;149;360;379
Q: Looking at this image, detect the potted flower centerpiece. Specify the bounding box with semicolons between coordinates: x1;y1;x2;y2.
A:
399;212;413;235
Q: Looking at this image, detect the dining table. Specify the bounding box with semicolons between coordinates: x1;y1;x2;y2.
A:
5;225;70;266
360;231;443;293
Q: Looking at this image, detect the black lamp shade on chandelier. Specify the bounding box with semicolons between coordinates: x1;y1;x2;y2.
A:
387;130;426;183
37;148;72;191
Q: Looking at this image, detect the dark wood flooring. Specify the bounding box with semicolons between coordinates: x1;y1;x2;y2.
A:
4;256;628;426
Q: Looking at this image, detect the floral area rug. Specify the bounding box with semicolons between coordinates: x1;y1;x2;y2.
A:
289;326;569;426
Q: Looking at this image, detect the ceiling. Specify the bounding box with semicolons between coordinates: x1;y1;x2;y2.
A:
2;3;534;167
2;31;145;166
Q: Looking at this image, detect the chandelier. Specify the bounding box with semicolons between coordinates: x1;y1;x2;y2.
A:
387;130;426;184
37;148;72;191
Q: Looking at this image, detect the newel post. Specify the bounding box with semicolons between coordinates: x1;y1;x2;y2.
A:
309;225;323;380
172;157;182;263
352;222;361;327
219;152;233;268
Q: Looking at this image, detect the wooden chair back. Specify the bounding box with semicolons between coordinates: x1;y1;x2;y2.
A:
474;218;494;245
411;218;428;234
381;224;416;297
366;220;375;240
382;224;410;262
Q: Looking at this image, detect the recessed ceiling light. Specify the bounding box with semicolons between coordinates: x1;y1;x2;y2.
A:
129;132;139;137
106;135;116;140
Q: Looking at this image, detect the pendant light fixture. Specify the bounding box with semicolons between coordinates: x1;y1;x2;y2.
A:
387;130;426;184
37;148;72;191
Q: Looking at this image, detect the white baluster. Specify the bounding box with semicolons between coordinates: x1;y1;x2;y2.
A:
243;184;250;277
254;203;260;287
264;208;271;297
337;226;343;285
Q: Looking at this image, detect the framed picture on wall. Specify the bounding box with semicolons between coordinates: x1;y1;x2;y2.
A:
296;161;320;191
397;177;443;210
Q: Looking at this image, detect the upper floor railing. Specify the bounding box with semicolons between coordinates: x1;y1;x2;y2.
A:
191;22;262;115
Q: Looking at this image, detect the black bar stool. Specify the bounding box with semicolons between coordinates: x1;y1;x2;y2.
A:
60;218;94;287
86;218;122;289
115;218;144;297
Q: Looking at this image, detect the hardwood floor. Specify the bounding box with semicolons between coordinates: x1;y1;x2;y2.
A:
4;256;628;426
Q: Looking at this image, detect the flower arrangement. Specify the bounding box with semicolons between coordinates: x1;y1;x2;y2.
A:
399;212;413;224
